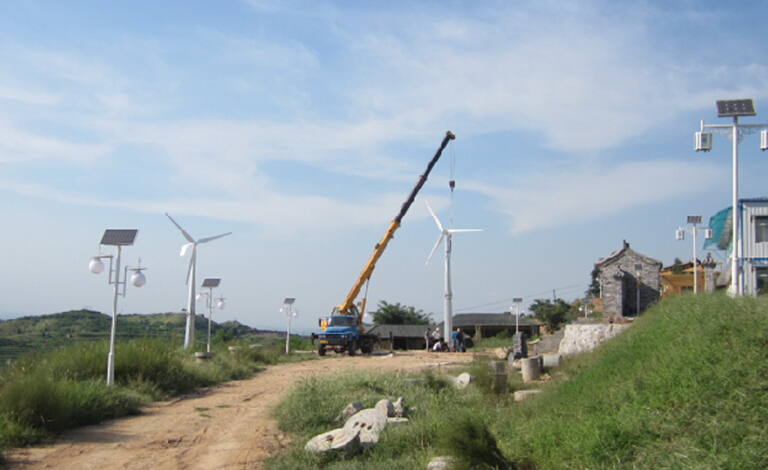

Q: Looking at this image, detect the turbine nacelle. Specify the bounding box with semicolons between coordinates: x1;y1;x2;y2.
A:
424;201;481;265
166;213;232;285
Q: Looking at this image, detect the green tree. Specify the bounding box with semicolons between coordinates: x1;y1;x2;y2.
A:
671;257;685;274
372;301;431;325
585;267;601;298
529;298;572;331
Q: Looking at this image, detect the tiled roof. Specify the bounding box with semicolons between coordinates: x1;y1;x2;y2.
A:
364;314;543;337
439;313;543;328
365;324;432;338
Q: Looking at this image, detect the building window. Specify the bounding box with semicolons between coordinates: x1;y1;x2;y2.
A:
756;216;768;243
757;268;768;296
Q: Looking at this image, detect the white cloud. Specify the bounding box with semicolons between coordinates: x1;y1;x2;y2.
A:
468;159;724;234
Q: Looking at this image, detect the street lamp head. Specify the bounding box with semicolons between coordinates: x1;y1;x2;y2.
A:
89;257;105;274
196;293;205;302
218;300;226;310
695;131;712;152
130;270;146;288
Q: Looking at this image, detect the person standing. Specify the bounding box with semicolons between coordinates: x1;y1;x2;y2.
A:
457;328;466;353
424;327;432;351
450;329;458;353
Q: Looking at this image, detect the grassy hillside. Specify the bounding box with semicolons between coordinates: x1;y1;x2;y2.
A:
268;293;768;469
498;293;768;469
0;310;261;365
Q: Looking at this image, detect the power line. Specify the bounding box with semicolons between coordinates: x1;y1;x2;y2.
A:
453;284;584;313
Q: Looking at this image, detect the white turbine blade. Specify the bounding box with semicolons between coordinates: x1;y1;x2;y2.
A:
447;229;483;234
180;242;195;257
165;213;196;243
198;232;232;244
426;234;445;265
424;201;444;232
185;249;197;285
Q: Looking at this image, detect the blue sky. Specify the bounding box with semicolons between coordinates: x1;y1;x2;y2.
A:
0;0;767;333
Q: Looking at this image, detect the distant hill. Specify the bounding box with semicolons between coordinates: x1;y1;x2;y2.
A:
0;310;262;365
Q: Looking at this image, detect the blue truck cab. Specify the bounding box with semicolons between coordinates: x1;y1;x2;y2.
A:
317;311;374;356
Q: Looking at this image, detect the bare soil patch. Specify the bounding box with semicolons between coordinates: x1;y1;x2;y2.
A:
5;351;468;470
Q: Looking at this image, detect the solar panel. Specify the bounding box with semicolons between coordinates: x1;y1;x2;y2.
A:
100;229;138;246
201;278;221;288
283;297;295;305
716;99;756;117
687;215;703;224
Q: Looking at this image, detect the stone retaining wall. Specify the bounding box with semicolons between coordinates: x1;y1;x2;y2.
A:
558;323;630;355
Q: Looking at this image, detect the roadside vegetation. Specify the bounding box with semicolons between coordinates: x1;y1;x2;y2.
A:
267;293;768;469
0;332;315;456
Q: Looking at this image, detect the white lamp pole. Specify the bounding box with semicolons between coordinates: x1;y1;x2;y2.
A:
511;298;522;335
676;215;714;294
89;229;146;387
634;263;642;315
695;99;768;296
197;278;222;353
281;298;297;354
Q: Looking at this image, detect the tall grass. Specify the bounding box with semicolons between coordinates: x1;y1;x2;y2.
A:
498;293;768;469
268;294;768;469
268;364;507;470
0;337;286;451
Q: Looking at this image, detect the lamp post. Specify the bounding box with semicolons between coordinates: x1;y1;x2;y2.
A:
89;229;147;387
511;298;523;335
695;99;768;296
281;298;298;354
196;278;222;353
581;299;592;317
676;215;714;294
634;263;642;316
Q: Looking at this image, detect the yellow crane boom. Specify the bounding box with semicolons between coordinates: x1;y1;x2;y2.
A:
332;131;456;329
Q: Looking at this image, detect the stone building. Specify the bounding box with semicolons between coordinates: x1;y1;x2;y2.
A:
595;241;662;320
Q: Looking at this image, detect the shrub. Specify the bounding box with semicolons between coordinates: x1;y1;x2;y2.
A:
439;414;516;470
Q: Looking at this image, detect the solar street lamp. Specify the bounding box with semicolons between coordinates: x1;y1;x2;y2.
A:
196;278;222;353
676;215;714;294
89;229;147;387
281;298;298;354
695;99;768;296
581;299;592;318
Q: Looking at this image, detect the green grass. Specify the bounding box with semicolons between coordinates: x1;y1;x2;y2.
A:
0;336;292;452
267;293;768;469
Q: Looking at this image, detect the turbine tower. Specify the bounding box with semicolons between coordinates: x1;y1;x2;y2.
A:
425;201;481;341
166;213;231;348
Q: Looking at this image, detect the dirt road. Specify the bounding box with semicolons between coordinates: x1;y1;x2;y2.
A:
6;351;466;470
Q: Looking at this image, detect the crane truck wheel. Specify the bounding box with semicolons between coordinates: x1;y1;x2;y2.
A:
318;344;326;356
348;338;357;356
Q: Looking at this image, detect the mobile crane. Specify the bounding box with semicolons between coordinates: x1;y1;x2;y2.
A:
317;131;455;356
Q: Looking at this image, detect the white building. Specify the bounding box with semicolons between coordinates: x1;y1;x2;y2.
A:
708;197;768;296
741;198;768;295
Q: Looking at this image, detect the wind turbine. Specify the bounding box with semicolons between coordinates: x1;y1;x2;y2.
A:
166;213;232;348
425;201;481;343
